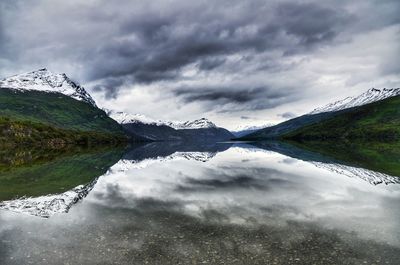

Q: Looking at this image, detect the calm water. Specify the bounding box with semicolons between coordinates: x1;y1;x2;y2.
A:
0;142;399;264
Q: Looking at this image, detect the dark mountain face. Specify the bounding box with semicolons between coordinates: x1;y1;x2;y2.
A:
122;122;234;142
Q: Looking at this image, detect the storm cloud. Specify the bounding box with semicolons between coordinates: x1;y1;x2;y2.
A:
0;0;399;129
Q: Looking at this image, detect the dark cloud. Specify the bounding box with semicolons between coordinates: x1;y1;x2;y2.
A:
84;0;354;88
0;0;398;123
278;112;296;119
92;78;126;99
173;85;298;112
197;58;226;71
277;2;353;49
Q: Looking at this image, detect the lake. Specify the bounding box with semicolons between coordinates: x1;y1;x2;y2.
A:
0;142;399;264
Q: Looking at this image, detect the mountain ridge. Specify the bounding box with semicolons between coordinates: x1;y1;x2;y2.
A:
310;88;400;114
108;111;217;129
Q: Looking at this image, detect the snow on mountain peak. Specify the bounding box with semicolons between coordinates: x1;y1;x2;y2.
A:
310;88;400;115
0;68;97;107
108;111;217;129
167;117;217;129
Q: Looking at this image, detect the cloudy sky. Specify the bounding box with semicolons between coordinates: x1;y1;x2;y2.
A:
0;0;399;129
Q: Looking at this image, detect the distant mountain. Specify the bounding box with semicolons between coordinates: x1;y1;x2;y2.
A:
240;88;400;141
310;88;400;114
0;68;97;107
108;111;234;142
0;69;127;145
231;123;274;138
109;111;217;129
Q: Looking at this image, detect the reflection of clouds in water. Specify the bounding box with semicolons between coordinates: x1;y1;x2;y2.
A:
0;145;400;264
88;146;400;249
281;158;298;164
175;167;293;192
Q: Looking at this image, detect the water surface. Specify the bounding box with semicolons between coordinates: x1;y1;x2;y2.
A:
0;142;399;264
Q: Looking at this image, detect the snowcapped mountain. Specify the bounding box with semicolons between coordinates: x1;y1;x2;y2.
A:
0;68;97;107
310;88;400;114
231;123;274;137
108;111;217;129
167;118;217;130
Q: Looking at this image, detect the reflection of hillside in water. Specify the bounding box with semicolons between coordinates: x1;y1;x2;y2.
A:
0;146;125;218
249;141;400;185
0;142;232;218
1;140;398;218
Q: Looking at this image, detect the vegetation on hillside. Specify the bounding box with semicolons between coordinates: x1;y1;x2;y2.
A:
283;96;400;141
0;89;128;145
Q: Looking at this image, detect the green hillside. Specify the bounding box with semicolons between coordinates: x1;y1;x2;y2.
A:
283;96;400;141
0;89;127;145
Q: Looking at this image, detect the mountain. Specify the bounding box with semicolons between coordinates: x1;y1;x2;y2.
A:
108;111;234;142
0;69;127;145
283;95;400;141
231;123;274;138
109;111;216;129
0;68;97;106
310;88;400;114
240;88;400;141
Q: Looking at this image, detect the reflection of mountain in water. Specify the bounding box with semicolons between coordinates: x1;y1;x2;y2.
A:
0;178;97;218
249;141;400;186
0;147;124;218
112;142;232;171
312;162;400;185
0;142;232;218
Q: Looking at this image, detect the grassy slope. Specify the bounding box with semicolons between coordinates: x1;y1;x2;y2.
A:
283;96;400;141
0;89;127;145
0;146;124;200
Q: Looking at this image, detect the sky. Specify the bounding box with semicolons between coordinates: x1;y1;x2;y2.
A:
0;0;399;130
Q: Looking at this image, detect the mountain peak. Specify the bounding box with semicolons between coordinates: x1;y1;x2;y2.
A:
108;111;217;129
172;118;217;129
310;87;400;114
0;69;97;107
